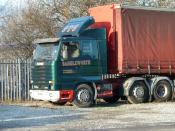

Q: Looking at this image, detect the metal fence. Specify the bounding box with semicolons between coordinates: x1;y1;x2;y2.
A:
0;59;31;102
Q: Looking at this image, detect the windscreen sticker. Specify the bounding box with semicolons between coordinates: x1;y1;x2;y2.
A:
62;60;91;66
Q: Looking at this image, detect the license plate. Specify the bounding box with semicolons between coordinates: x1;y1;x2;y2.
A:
37;92;43;96
36;62;44;66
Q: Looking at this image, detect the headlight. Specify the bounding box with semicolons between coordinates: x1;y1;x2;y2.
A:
49;81;53;84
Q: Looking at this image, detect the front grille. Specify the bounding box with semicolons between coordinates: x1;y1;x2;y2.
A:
31;62;52;89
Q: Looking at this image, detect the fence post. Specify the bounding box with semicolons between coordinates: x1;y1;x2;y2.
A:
12;60;15;101
0;60;3;102
24;60;27;101
27;59;30;100
10;59;12;101
1;60;4;102
15;60;18;101
18;59;21;101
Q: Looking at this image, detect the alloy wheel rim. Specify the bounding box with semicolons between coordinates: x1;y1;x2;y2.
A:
133;86;145;98
77;89;90;103
156;84;168;98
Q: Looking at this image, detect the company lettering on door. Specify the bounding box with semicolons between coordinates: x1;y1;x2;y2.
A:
62;60;91;66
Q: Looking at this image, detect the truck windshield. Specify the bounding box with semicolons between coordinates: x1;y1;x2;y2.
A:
33;43;59;60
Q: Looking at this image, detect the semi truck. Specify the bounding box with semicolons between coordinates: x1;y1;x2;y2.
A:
30;4;175;107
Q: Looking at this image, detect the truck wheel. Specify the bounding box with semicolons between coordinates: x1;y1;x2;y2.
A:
153;80;172;102
73;84;94;108
128;81;149;104
103;95;120;104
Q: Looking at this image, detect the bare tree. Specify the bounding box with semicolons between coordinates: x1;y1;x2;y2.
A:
0;0;174;59
0;0;56;59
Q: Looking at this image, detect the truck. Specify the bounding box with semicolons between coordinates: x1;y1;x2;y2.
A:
30;4;175;107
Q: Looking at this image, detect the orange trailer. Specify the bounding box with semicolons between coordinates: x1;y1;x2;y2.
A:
89;4;175;75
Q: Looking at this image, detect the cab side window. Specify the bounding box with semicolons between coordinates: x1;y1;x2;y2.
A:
81;40;98;59
62;42;80;60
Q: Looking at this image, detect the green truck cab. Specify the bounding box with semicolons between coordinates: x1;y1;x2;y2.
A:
30;16;113;107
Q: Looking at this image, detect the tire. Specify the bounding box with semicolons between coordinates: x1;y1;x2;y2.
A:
127;81;149;104
153;80;172;102
103;95;120;104
73;84;94;108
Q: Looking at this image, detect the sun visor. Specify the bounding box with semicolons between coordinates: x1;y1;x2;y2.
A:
59;16;95;37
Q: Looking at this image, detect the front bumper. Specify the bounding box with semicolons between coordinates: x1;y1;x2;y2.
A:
30;90;60;102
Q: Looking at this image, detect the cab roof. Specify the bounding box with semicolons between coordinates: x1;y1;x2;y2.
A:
59;16;95;37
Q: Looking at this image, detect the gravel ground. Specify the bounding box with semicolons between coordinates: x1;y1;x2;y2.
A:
1;101;175;131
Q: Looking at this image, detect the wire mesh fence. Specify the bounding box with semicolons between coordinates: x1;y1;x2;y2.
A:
0;59;32;102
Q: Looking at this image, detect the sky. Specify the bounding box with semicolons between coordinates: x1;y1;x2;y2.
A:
0;0;8;6
0;0;27;15
0;0;24;6
0;0;25;9
0;0;9;11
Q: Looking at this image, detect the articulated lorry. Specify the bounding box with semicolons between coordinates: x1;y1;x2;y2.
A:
30;4;175;107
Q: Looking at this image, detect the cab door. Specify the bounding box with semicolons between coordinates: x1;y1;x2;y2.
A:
78;40;101;77
60;39;101;90
60;41;81;90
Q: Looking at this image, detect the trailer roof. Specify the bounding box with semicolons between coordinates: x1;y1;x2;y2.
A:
115;4;175;13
